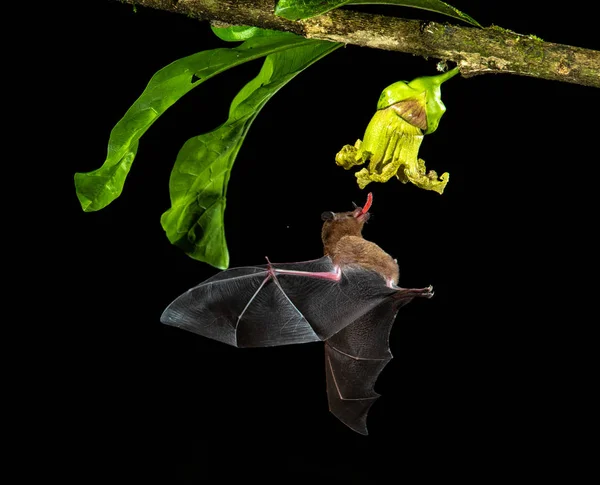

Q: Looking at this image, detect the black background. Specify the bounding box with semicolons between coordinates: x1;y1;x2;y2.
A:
52;1;598;482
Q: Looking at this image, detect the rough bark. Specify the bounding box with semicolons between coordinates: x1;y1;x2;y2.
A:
121;0;600;88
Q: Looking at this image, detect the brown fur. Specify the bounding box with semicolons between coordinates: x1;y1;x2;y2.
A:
321;209;399;285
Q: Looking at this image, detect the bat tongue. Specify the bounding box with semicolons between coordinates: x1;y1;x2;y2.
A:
354;192;373;220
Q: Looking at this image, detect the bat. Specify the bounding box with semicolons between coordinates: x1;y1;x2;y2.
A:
161;193;433;434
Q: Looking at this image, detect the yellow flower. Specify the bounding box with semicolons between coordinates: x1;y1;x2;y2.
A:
335;68;458;194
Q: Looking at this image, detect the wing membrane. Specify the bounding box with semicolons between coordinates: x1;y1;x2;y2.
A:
161;256;396;347
324;299;400;435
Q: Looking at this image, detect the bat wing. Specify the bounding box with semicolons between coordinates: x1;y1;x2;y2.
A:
324;288;429;435
161;256;397;348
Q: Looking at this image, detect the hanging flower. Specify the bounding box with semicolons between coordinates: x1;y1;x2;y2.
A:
335;67;459;194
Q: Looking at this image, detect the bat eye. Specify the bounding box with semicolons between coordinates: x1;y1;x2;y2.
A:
321;211;335;221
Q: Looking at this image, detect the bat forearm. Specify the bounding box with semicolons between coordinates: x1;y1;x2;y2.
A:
272;266;342;281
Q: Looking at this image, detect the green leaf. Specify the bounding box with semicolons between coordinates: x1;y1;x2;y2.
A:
160;41;341;269
275;0;481;27
74;32;308;212
211;24;283;42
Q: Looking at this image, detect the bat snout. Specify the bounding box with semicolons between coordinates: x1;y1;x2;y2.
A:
354;211;370;223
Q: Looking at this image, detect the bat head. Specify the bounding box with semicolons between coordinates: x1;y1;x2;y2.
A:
322;192;372;223
321;193;373;253
353;192;372;223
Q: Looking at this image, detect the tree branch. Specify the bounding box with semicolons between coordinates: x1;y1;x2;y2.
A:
121;0;600;88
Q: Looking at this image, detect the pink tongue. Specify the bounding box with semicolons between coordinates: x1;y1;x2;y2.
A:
358;192;373;216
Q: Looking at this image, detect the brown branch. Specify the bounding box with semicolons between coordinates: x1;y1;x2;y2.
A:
121;0;600;88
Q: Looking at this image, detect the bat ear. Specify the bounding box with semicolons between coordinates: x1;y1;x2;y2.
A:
321;211;335;221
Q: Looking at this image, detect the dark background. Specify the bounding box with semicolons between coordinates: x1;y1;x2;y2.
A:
52;1;597;482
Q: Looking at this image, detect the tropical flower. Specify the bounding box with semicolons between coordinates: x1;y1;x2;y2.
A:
335;67;459;194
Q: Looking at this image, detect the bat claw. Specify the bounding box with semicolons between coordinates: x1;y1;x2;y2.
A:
394;285;434;302
264;256;278;280
264;256;274;271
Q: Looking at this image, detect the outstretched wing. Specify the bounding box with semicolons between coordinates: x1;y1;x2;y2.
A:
324;287;430;435
161;256;396;348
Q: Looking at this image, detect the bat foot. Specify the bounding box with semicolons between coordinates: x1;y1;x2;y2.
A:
413;285;434;298
393;285;434;302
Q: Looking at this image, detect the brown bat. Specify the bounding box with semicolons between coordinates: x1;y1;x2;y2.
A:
161;193;433;434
